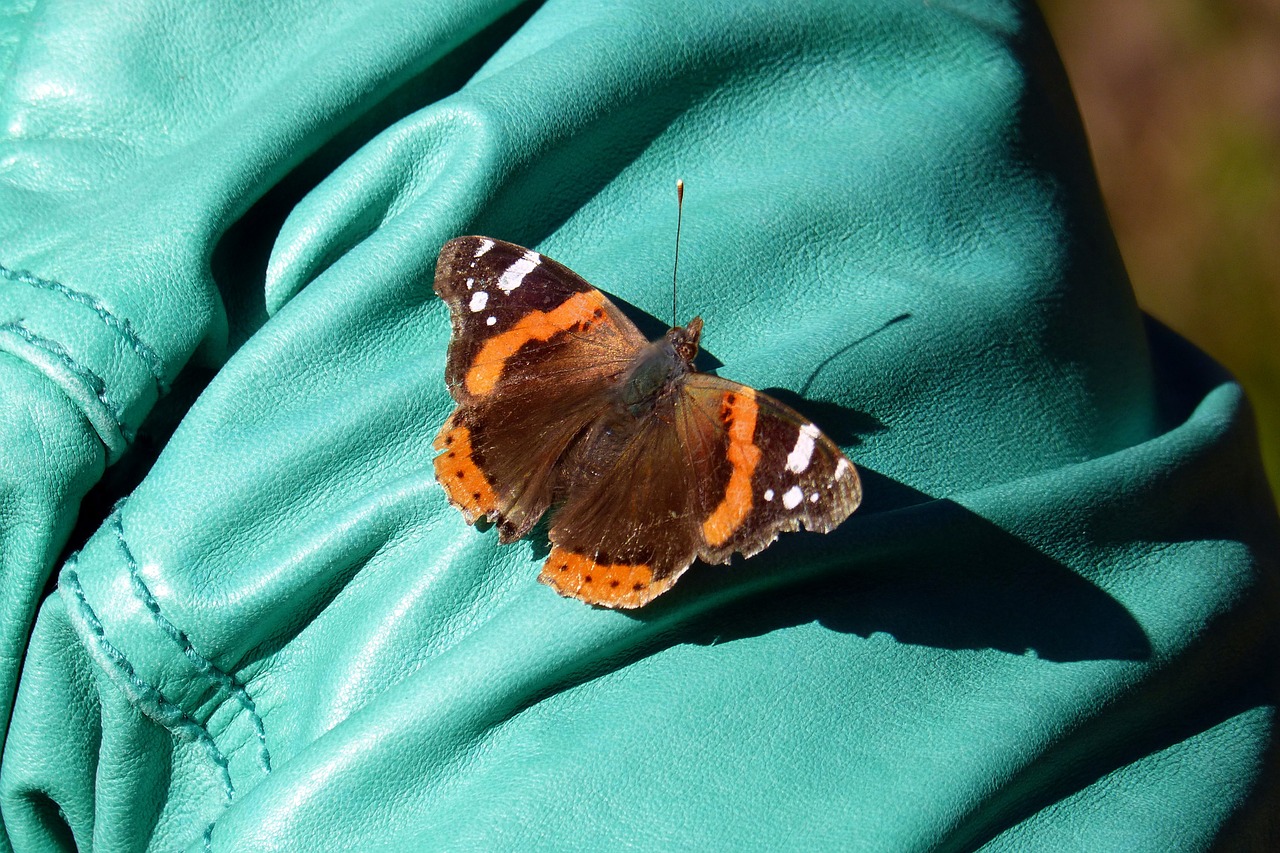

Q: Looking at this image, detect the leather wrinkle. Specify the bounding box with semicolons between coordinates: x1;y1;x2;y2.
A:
0;320;135;444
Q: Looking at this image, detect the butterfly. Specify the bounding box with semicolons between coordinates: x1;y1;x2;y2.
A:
432;236;861;608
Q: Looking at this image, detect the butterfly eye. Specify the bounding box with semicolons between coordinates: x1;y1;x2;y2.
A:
666;320;702;364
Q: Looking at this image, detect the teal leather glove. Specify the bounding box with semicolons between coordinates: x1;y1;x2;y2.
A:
2;0;1277;850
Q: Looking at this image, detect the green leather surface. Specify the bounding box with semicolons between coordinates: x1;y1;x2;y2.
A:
1;0;1277;850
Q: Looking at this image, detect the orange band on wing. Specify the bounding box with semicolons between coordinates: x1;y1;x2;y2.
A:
465;290;609;397
701;388;761;547
540;546;666;609
433;422;498;523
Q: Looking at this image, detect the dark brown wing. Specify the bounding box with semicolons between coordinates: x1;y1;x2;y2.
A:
433;237;648;541
539;375;860;609
540;408;704;608
434;237;647;404
678;375;861;565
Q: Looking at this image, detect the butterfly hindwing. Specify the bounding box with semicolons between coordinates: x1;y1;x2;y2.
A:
433;236;648;540
537;375;860;609
540;407;704;608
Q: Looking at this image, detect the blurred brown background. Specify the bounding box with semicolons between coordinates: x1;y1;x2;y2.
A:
1040;0;1280;501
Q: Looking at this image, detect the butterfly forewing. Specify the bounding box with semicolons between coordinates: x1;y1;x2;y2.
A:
435;237;646;404
675;375;861;565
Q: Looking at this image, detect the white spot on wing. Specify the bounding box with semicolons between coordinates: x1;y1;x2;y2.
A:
835;458;851;479
782;485;803;509
810;492;820;503
486;316;497;326
786;423;820;474
763;488;774;502
469;291;489;312
497;251;540;293
466;277;474;289
474;239;494;258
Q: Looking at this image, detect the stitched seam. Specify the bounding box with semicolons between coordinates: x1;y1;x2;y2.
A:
61;565;234;800
0;320;135;444
0;263;169;394
112;508;273;773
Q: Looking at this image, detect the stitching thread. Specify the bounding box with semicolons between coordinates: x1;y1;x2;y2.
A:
0;263;169;394
112;508;273;773
0;320;135;444
61;565;234;800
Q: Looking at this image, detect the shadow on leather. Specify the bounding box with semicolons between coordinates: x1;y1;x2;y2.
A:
636;468;1153;664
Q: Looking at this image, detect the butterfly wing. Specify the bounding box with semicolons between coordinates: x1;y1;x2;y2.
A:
540;407;704;608
433;237;649;541
678;375;861;566
434;237;649;404
540;373;860;609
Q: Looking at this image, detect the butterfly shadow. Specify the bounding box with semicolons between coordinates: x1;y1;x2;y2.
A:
798;312;913;397
609;293;713;357
761;388;886;447
630;468;1153;664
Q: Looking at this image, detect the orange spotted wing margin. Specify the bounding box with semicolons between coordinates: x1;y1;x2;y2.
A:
433;237;648;541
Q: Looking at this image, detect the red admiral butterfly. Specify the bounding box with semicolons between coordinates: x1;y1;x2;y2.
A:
433;235;861;608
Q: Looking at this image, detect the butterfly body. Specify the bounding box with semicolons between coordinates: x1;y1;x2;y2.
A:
617;319;701;417
433;236;860;609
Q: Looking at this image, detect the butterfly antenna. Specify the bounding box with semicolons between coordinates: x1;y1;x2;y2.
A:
672;179;684;328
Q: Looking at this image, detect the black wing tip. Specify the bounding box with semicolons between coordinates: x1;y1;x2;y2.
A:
434;237;493;301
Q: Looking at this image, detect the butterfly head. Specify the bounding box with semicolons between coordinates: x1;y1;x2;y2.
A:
667;316;703;366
